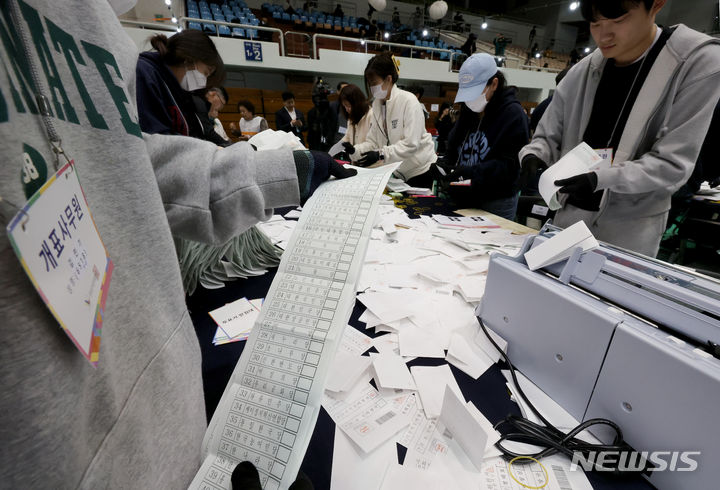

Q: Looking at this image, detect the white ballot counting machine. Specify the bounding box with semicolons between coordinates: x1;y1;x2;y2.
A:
478;224;720;490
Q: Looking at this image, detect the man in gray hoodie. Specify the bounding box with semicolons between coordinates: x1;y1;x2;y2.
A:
0;0;353;488
520;0;720;256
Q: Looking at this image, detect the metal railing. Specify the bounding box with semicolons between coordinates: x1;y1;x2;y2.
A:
285;31;313;58
311;33;465;71
179;17;285;56
119;20;179;32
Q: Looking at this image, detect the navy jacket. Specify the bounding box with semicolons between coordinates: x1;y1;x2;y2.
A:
275;106;306;145
447;87;530;202
136;51;205;138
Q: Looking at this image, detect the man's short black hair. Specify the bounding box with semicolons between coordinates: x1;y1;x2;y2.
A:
581;0;654;22
408;85;424;99
282;91;295;101
336;81;349;91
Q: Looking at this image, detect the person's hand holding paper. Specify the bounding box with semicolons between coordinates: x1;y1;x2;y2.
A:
538;142;603;210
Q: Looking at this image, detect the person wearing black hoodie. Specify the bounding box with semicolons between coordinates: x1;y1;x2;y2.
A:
439;53;530;219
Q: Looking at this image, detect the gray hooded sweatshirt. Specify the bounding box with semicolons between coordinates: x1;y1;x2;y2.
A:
520;25;720;256
0;0;300;488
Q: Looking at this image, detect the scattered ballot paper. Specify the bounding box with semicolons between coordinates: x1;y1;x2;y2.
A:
524;221;598;271
209;297;262;344
372;353;417;390
410;364;463;419
539;142;603;210
438;386;489;471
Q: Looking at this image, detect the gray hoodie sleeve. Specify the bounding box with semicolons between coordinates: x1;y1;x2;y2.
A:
144;133;300;245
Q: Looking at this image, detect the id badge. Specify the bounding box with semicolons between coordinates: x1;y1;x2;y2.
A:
6;161;113;366
594;148;614;170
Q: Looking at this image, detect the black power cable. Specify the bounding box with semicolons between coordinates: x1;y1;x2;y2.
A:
477;317;650;476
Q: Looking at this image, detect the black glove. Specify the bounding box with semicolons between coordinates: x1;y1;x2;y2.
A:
444;164;474;183
432;158;456;180
519;154;547;191
294;150;358;204
555;172;598;197
356;150;381;167
232;461;262;490
342;141;356;155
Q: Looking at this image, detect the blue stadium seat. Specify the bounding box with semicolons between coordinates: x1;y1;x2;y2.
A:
282;12;291;21
219;25;231;36
248;29;258;38
232;27;246;37
188;21;202;31
203;23;216;34
272;11;280;19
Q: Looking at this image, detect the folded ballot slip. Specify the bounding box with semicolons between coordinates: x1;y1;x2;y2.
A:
524;221;598;271
538;142;603;210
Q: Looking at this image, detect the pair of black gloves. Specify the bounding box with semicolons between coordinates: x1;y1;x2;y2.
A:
340;142;381;167
520;154;598;197
293;150;357;204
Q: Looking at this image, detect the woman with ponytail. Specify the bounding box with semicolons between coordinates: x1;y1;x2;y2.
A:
342;52;437;187
136;30;226;140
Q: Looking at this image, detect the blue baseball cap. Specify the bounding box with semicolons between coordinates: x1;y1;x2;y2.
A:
454;53;498;103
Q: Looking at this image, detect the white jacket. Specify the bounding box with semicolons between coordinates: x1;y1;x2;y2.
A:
351;86;436;180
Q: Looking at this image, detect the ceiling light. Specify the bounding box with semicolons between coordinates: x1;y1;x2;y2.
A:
584;47;591;53
384;32;389;39
171;16;177;23
534;52;541;58
481;21;488;29
165;0;171;5
422;29;428;36
569;2;579;11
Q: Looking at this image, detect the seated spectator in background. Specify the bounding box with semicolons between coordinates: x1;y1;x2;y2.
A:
412;7;423;30
438;53;530;219
334;3;344;18
204;86;231;144
408;85;430;119
453;11;464;31
435;102;455;154
343;52;437;187
461;33;477;58
392;7;400;28
285;0;295;15
330;81;350;144
229;100;269;141
338;84;374;148
275;91;306;145
136;31;225;141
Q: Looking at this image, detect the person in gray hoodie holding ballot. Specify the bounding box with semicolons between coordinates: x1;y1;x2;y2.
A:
0;0;354;488
519;0;720;256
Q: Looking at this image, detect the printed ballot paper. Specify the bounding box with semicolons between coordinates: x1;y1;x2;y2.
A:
538;142;603;210
524;221;598;271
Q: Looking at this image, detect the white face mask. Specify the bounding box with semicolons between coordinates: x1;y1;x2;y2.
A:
465;92;488;113
371;83;387;101
180;66;207;92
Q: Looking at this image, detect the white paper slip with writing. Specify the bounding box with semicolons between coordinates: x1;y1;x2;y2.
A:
189;164;399;490
538;142;603;211
524;221;598;271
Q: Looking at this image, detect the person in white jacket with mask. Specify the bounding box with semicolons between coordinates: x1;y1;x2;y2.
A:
343;52;437;187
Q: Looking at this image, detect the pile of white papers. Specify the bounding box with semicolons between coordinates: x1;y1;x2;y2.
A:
208;297;263;345
320;195;593;489
254;214;297;250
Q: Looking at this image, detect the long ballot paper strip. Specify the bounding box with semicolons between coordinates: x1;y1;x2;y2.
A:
189;164;399;490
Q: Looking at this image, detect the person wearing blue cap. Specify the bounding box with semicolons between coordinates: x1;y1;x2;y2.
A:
437;53;530;219
519;0;720;256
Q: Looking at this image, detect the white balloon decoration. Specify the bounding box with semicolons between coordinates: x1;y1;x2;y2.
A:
428;1;448;20
368;0;387;12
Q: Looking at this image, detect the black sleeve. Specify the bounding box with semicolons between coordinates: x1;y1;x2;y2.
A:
468;106;530;199
276;109;292;132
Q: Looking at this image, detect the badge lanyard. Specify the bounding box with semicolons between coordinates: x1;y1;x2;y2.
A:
3;0;114;366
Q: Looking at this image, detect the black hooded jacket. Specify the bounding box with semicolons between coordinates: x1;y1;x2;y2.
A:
446;87;529;202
